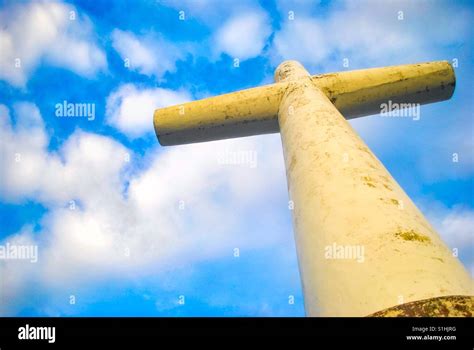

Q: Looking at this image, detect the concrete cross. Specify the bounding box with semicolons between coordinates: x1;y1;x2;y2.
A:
153;61;473;317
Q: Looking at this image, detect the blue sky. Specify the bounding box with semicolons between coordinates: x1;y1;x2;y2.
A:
0;0;472;316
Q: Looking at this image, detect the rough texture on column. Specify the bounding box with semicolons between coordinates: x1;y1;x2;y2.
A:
276;60;473;317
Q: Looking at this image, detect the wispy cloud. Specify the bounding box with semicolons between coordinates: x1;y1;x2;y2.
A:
111;29;194;79
0;2;106;87
272;0;472;70
213;10;272;60
105;84;191;138
423;202;474;275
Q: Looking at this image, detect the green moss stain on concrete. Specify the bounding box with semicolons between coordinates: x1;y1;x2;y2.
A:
395;229;431;243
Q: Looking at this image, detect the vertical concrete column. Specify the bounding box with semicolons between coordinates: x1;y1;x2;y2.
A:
275;61;472;316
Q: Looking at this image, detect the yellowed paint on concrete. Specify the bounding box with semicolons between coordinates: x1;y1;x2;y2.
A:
275;60;472;317
153;59;473;317
154;61;454;145
153;83;287;145
313;61;455;118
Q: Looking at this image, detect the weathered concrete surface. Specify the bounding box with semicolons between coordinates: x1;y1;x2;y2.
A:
275;60;472;317
369;295;474;317
313;61;455;118
154;83;287;145
154;61;454;145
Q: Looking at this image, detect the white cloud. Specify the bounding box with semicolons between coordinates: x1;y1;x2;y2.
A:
0;102;129;205
0;102;52;201
426;206;474;252
214;11;271;60
439;210;474;249
105;84;191;138
272;0;472;70
0;1;106;87
422;202;474;276
0;102;288;314
273;17;329;65
111;29;191;79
